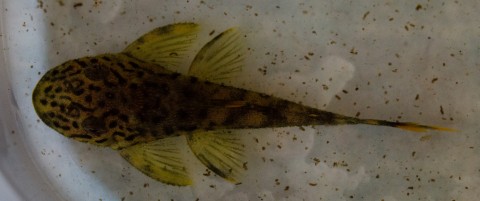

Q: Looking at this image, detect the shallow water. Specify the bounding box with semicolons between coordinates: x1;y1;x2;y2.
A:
1;0;479;200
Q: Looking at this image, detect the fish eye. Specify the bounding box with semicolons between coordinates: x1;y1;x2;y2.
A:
81;116;107;136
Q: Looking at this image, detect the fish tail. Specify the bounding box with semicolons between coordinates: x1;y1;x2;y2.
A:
336;116;456;132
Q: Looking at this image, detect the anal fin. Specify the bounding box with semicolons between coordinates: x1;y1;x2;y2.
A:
119;137;192;186
187;130;246;184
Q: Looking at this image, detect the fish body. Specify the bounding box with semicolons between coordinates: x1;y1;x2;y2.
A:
32;23;451;185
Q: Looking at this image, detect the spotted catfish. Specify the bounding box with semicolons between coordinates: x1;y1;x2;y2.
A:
32;23;452;186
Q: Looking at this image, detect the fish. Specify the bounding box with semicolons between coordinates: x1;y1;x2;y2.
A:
32;22;453;186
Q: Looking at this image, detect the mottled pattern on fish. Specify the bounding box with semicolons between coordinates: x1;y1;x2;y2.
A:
32;23;452;185
33;53;346;149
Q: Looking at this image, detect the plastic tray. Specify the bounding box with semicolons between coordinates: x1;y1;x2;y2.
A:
1;1;478;200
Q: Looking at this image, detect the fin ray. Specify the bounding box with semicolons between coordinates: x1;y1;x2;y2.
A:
188;27;245;82
187;130;246;184
123;23;200;70
120;137;192;186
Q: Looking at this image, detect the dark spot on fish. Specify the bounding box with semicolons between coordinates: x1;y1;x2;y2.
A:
44;85;53;94
119;114;129;122
53;121;61;128
120;94;128;103
56;114;69;123
113;131;126;138
54;86;62;93
136;71;145;78
73;88;85;96
72;121;79;129
69;134;92;139
207;121;216;130
82;116;106;136
176;109;189;119
144;81;158;88
40;99;48;106
117;62;126;69
128;61;140;68
48;112;55;118
103;108;120;117
88;84;101;91
61;125;71;131
67;102;93;114
67;70;82;77
74;59;88;68
84;94;92;103
110;69;127;85
98;100;106;108
90;58;98;63
179;83;196;98
163;126;174;135
84;66;109;81
125;134;137;141
95;138;108;144
51;69;59;76
101;56;112;61
170;72;180;79
160;83;169;94
151;115;167;123
103;80;116;88
59;104;66;113
129;83;138;90
108;121;118;129
60;65;74;74
179;124;197;131
190;77;198;83
66;79;84;91
198;108;208;119
105;92;115;99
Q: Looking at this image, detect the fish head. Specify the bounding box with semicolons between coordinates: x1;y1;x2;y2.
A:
33;56;119;147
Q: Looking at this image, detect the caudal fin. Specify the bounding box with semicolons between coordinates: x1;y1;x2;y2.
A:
359;119;456;132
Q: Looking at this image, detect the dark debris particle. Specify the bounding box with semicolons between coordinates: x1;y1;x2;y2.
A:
416;4;423;11
362;11;370;20
73;2;83;8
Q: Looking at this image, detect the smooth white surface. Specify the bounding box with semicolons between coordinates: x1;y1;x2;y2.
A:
0;172;21;201
1;0;479;201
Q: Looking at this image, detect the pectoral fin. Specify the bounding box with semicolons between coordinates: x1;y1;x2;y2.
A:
123;23;200;70
119;137;192;186
188;27;245;82
187;130;246;184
